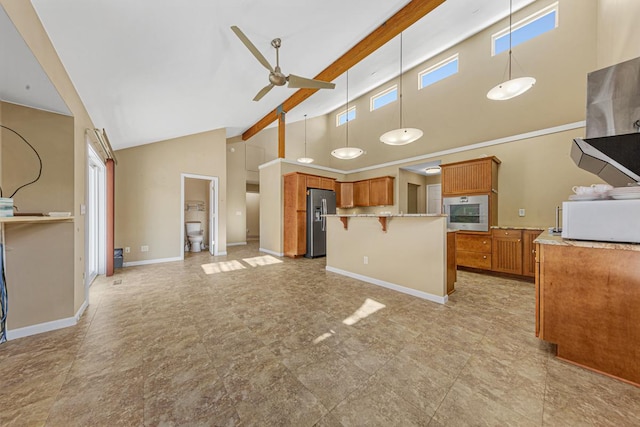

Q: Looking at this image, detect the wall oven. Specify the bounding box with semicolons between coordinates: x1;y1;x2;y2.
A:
443;195;489;232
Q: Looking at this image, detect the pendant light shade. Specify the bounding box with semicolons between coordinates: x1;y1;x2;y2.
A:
297;114;314;164
487;0;536;101
331;70;363;160
380;32;422;146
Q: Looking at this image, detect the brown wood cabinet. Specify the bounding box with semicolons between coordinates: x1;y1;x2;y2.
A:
441;156;500;196
354;180;370;207
536;243;640;385
447;231;457;295
283;172;336;257
523;229;543;277
491;229;523;275
456;233;492;270
369;176;394;206
336;182;354;208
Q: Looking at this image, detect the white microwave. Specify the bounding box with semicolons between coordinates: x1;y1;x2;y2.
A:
443;195;489;232
562;199;640;243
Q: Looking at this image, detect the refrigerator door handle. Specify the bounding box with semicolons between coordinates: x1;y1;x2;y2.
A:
321;198;327;231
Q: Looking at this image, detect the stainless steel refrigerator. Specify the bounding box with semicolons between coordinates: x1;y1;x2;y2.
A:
305;188;336;258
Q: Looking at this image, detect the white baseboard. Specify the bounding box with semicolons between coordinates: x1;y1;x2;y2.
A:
325;266;448;305
75;300;88;321
259;248;284;257
215;251;227;256
7;315;76;341
227;242;247;247
123;256;181;267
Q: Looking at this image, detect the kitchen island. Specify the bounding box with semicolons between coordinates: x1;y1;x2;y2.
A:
325;214;451;304
535;233;640;386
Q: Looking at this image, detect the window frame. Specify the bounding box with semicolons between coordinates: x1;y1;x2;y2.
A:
491;2;559;56
335;106;356;127
370;85;398;111
417;53;459;90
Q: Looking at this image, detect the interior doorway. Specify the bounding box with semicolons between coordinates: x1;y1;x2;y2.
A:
181;174;219;257
246;191;260;241
427;184;442;214
86;143;106;297
407;183;419;214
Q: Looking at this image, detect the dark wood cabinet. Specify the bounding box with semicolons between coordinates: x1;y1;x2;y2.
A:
491;229;523;275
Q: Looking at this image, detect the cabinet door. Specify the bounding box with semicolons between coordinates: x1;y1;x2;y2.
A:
369;177;394;206
491;229;523;275
354;181;370;207
283;173;307;257
523;230;543;277
320;178;335;191
306;175;321;189
441;158;494;195
337;182;354;208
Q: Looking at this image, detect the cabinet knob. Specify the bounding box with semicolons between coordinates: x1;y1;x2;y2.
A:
483;255;487;259
518;239;521;242
483;241;487;244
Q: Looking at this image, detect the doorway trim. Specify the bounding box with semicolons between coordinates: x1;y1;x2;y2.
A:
181;173;220;258
86;142;107;301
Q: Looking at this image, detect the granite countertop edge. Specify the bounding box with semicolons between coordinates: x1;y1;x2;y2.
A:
535;232;640;252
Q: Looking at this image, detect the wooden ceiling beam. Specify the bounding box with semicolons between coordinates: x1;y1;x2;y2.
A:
241;0;446;141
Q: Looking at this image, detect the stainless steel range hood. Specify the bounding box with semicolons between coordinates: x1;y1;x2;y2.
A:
571;56;640;186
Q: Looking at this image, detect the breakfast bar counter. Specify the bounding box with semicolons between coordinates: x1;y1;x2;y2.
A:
534;232;640;386
325;214;451;304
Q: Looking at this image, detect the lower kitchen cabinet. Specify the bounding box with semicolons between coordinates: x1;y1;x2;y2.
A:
523;229;543;277
491;229;523;275
456;233;492;270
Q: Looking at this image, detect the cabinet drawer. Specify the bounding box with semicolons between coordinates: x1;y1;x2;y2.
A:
457;250;492;270
491;229;523;239
456;234;492;253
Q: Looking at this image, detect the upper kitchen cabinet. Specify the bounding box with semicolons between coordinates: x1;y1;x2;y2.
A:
336;182;354;208
354;180;370;207
441;157;500;196
369;176;394;206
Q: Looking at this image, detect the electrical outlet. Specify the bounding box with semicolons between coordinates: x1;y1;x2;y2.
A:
519;208;526;217
125;247;130;253
363;256;369;265
141;245;149;252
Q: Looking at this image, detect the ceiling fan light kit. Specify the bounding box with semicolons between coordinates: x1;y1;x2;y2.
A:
231;26;335;101
380;32;423;146
487;0;536;101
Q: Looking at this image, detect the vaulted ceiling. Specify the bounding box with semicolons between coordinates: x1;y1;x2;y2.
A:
1;0;535;150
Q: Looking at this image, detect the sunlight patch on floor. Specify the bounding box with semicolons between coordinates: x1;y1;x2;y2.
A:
201;260;246;274
342;298;386;326
242;255;283;267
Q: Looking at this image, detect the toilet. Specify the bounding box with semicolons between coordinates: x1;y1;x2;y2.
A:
185;221;204;252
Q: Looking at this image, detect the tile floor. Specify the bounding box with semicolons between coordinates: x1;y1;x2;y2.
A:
1;242;639;426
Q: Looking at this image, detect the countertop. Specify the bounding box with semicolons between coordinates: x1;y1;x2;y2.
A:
327;213;447;218
491;225;545;231
534;232;640;252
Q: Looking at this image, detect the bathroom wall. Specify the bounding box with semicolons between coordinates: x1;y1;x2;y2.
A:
184;177;210;249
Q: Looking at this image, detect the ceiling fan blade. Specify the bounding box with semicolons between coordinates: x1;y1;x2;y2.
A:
253;84;274;102
230;26;274;72
287;74;336;90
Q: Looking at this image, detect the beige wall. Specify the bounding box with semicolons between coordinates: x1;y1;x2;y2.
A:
596;0;640;68
1;102;74;213
326;216;447;300
259;160;283;254
246;192;260;238
226;139;247;244
1;0;101;319
115;128;227;262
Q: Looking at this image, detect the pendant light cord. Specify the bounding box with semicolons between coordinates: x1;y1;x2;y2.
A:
508;0;513;80
345;70;349;148
399;32;404;129
303;114;307;157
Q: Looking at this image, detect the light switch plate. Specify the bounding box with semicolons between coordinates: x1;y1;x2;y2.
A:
519;208;526;217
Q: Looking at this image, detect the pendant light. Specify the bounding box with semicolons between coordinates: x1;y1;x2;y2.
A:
487;0;536;100
380;32;423;146
297;114;314;164
331;70;364;159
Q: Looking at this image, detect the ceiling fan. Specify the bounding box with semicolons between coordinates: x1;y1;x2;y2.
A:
231;26;336;101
